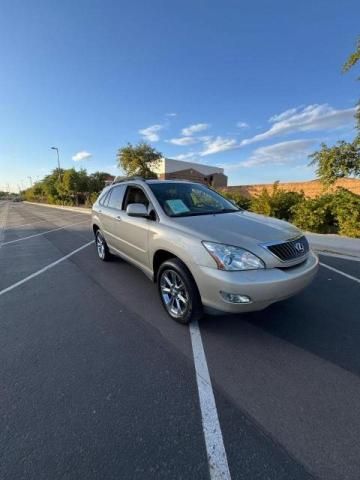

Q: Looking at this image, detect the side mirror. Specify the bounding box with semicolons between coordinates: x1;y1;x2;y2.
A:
126;203;149;218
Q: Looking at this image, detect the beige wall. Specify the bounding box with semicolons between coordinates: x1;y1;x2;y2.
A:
222;178;360;198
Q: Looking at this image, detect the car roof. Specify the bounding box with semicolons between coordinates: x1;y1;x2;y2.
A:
111;178;200;186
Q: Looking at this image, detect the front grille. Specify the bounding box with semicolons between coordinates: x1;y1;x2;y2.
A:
266;236;309;261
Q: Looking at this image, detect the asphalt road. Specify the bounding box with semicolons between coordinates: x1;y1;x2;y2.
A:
0;200;360;480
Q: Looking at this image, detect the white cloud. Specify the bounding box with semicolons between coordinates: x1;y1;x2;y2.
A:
172;152;199;161
200;136;237;156
236;121;249;128
168;136;200;146
139;124;164;142
165;112;177;117
268;107;299;123
72;151;92;162
241;139;316;168
182;123;210;136
241;104;356;146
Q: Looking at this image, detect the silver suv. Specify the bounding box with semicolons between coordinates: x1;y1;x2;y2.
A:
92;178;318;324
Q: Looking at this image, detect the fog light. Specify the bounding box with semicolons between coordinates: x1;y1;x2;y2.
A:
220;291;251;304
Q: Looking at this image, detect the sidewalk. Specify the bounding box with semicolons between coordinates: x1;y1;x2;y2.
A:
23;201;91;215
307;232;360;259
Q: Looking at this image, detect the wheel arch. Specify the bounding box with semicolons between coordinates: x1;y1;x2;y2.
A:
152;249;198;288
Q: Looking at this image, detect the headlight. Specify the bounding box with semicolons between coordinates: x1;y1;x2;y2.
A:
202;241;265;271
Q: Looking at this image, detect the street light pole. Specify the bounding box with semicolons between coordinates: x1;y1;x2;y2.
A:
51;146;61;180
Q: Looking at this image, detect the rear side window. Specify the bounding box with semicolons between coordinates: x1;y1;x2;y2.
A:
99;189;111;206
107;185;125;210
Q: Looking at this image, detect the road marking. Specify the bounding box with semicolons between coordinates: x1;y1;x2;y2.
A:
5;213;85;229
320;262;360;284
1;220;90;246
0;241;93;297
317;251;360;262
189;320;231;480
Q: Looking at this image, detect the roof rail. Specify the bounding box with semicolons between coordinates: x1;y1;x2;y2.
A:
111;175;147;185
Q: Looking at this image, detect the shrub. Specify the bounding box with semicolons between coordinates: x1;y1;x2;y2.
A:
291;195;338;234
85;192;99;207
220;190;251;210
291;188;360;237
250;182;304;221
331;188;360;237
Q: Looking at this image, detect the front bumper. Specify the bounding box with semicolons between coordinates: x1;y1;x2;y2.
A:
192;251;319;314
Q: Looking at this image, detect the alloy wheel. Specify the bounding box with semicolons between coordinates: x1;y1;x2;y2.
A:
96;233;106;260
160;269;189;318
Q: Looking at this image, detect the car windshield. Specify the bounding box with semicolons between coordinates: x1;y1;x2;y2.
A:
149;182;240;217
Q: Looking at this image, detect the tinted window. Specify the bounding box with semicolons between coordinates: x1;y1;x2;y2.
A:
148;182;239;217
107;185;125;209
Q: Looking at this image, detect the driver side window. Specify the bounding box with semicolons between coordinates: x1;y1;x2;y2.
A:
123;186;150;210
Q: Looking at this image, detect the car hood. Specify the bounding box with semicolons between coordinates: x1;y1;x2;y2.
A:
172;210;302;246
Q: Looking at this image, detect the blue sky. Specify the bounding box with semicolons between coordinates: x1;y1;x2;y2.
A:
0;0;359;191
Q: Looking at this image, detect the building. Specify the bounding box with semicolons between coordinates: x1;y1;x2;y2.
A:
152;158;228;188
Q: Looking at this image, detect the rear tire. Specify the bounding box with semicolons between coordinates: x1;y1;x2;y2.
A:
95;230;111;261
157;258;203;324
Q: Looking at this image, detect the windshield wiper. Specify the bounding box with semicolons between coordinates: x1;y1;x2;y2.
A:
172;208;240;217
213;208;240;214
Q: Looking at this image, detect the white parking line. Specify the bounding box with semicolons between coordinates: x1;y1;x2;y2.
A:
1;220;90;246
189;320;231;480
0;241;93;297
5;213;86;229
320;262;360;284
317;251;360;262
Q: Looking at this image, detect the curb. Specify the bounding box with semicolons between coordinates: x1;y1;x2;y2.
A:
307;233;360;260
23;202;91;215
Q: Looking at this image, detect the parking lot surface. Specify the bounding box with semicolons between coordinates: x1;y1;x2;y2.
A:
0;200;359;480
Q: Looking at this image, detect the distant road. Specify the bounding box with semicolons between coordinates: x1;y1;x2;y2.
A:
0;201;360;480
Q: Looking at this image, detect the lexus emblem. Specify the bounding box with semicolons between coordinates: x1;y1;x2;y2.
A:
295;242;305;253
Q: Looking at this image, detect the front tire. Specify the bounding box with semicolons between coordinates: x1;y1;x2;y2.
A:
95;230;111;261
157;258;203;324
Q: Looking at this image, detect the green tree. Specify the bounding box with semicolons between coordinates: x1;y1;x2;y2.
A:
59;168;89;205
116;142;161;179
22;168;112;206
310;37;360;184
309;141;360;185
88;171;110;193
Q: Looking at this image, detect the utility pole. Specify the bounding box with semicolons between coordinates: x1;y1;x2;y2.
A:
27;176;33;187
51;146;61;180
